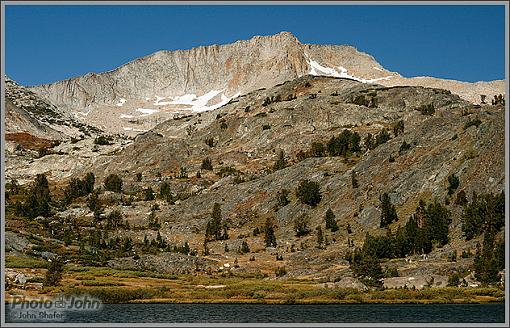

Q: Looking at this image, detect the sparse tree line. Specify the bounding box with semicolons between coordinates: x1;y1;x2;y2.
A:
345;186;505;287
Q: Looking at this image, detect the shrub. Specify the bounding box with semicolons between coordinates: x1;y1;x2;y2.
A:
364;133;375;150
455;190;468;206
240;240;250;254
94;135;112;145
201;157;213;171
447;273;461;287
277;189;290;207
447;174;460;195
273;150;287;171
106;209;124;230
143;187;155;201
296;179;321;207
217;166;239;178
294;215;311;237
275;266;287;277
310;142;326;157
392;120;405;137
204;137;215;147
327;130;361;157
262;124;271;130
463;119;482;130
375;128;391;147
104;174;123;193
385;266;399;278
399;141;412;154
416;104;435;115
296;150;309;161
178;167;188;179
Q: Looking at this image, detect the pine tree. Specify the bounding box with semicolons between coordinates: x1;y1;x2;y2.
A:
240;240;250;254
264;218;277;248
380;192;398;228
44;256;64;287
316;226;324;248
325;209;339;232
351;171;359;189
205;203;228;241
84;172;95;194
447;174;460;195
24;174;51;218
424;201;450;246
203;237;210;256
296;179;321;207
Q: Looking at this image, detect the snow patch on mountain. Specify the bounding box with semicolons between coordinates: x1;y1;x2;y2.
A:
306;55;393;84
136;108;159;116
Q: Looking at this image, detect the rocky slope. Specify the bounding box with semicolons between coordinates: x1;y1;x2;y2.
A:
28;32;504;135
6;75;505;287
5;75;102;140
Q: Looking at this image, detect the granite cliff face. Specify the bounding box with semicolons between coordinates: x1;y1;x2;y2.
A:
31;32;310;111
29;32;504;135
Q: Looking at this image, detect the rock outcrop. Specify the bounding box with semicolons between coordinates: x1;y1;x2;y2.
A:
5;75;102;139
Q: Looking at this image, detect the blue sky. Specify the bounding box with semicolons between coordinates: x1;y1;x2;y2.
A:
5;5;506;86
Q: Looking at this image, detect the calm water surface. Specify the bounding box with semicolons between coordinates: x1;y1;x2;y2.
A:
5;303;505;323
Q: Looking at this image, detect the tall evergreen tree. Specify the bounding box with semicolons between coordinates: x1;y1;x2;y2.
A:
205;203;228;241
325;209;339;232
24;174;51;218
316;226;324;248
264;218;277;248
380;192;398;228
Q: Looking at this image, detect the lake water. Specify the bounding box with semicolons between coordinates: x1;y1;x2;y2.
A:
5;303;506;323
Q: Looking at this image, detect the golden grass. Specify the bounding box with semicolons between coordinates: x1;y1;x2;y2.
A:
5;261;504;304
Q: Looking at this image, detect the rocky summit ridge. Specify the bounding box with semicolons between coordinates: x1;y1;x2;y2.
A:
27;32;504;135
